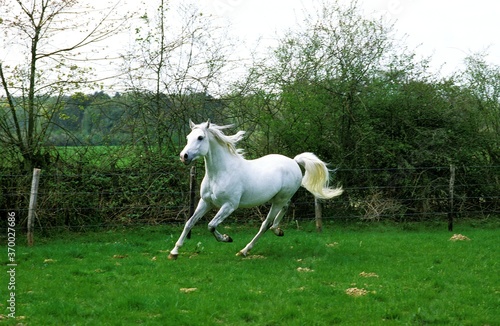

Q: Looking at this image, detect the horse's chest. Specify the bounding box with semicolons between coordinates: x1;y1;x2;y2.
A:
201;179;240;206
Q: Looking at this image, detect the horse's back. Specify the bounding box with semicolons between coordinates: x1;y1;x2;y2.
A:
252;154;301;177
247;154;300;176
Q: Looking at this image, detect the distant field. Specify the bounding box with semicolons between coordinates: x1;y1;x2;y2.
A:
2;221;499;325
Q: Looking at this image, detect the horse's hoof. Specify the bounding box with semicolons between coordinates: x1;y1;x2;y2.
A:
168;253;178;260
224;234;233;243
272;228;284;236
236;251;246;257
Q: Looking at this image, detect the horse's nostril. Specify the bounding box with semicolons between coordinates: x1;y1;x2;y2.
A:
184;153;188;159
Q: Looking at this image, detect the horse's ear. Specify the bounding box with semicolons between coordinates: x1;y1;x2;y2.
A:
206;119;211;129
189;119;195;129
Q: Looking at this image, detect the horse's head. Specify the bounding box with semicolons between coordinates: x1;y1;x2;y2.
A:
180;120;211;165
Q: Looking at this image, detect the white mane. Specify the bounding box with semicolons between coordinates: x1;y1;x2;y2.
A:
197;122;246;157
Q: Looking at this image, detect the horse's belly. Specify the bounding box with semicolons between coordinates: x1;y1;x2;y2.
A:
205;182;273;208
238;155;302;207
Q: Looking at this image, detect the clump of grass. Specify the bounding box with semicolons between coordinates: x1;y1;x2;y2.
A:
4;221;499;325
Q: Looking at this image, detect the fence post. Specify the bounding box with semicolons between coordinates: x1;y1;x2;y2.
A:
315;197;322;233
187;166;196;239
448;164;456;232
27;168;41;246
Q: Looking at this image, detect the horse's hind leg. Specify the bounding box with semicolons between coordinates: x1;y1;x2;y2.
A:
270;204;288;236
237;204;282;257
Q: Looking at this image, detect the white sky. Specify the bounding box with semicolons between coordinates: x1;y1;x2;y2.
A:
2;0;499;93
199;0;500;77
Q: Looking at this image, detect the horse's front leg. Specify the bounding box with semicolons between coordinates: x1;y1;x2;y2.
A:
168;199;212;260
208;203;237;243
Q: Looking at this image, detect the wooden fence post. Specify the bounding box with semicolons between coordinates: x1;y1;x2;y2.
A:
27;168;41;246
187;166;196;239
448;164;456;232
315;197;322;233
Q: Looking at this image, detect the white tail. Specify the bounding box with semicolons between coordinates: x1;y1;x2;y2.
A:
294;152;343;199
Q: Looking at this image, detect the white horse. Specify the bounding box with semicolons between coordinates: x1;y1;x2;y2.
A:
168;120;343;259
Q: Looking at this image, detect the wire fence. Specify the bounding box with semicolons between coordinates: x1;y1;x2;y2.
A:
1;165;499;232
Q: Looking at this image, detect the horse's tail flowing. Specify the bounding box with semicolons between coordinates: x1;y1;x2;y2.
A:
294;152;343;200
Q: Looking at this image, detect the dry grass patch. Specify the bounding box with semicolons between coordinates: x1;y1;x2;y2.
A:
359;271;379;278
345;287;368;297
449;234;470;241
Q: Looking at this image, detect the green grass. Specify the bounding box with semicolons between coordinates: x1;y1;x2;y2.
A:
2;221;499;325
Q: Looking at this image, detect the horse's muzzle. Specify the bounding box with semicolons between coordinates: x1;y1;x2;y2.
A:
180;152;191;165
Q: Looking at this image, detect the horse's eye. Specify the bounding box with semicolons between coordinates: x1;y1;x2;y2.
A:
197;136;204;141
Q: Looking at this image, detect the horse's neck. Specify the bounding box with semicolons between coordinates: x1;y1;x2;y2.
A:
204;142;242;176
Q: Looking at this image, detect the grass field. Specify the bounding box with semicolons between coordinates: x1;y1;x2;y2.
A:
2;220;499;325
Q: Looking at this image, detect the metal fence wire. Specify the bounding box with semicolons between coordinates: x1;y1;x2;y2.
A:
1;165;499;231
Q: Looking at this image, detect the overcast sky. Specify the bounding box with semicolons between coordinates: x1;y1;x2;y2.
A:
200;0;500;77
2;0;498;93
